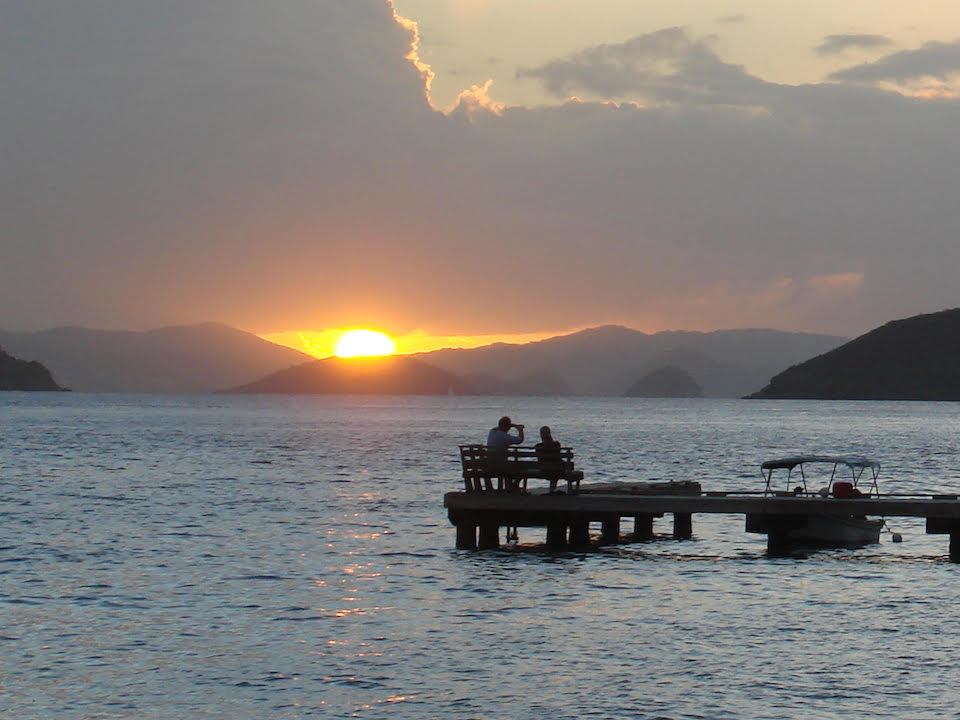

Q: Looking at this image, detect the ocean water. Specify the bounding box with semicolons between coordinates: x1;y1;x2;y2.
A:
4;393;960;719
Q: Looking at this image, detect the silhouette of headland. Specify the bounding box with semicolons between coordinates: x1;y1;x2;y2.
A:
0;347;66;391
748;308;960;400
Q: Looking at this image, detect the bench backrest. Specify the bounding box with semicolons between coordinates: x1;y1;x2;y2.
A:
458;444;575;470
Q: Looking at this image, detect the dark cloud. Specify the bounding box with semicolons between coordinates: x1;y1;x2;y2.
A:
816;34;893;56
516;28;772;106
1;1;959;337
830;40;960;82
717;14;746;24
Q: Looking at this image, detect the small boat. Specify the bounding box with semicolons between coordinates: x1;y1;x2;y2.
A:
761;456;884;545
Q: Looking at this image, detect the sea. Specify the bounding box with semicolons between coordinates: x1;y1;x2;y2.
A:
4;393;960;720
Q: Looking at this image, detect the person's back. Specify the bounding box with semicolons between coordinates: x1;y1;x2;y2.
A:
487;416;524;455
535;426;564;492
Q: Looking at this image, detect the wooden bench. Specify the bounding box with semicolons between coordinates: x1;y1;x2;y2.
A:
458;444;584;494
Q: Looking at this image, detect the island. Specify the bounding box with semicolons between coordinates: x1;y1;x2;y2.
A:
623;365;704;398
0;347;65;391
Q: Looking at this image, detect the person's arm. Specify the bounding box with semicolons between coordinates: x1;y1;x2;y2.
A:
513;424;525;443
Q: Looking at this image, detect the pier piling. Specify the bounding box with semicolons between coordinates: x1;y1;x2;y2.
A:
456;523;477;550
673;513;693;539
600;517;620;544
478;523;499;550
569;521;590;548
632;515;655;541
546;522;567;549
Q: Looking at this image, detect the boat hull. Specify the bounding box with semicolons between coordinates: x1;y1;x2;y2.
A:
787;515;883;546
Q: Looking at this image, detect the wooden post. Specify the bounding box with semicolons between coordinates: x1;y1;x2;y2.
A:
569;521;590;549
478;523;499;550
546;522;567;550
600;517;620;544
924;517;960;561
950;532;960;563
673;513;692;539
456;523;477;550
632;515;654;541
767;528;790;556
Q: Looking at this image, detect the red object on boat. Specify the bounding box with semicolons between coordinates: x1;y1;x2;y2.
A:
833;481;855;498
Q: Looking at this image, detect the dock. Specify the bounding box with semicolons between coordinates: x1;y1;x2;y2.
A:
444;482;960;560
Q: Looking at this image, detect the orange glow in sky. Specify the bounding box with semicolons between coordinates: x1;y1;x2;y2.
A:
260;327;577;359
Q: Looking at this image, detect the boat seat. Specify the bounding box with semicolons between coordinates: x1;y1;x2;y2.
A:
832;481;855;498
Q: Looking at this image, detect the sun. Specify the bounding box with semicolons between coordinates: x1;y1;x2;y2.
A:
334;329;396;358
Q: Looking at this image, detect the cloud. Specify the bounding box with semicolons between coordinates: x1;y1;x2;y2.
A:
808;272;865;294
717;14;746;25
516;28;772;106
450;79;505;117
830;40;960;83
816;34;892;57
2;1;960;339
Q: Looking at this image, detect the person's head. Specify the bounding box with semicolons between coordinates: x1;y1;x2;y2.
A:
540;426;552;441
498;416;512;431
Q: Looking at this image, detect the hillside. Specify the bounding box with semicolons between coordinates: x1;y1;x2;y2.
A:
748;308;960;400
416;325;846;397
0;323;312;393
624;366;703;398
0;347;65;391
224;355;476;395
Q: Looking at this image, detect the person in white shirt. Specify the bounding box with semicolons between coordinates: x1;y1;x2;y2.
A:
486;415;525;458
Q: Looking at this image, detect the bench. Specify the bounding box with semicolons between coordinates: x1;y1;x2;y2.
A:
458;444;584;494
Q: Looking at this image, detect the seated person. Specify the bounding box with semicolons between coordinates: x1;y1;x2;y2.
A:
535;425;564;493
486;416;525;490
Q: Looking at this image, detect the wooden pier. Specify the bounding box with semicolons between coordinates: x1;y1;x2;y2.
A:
444;482;960;560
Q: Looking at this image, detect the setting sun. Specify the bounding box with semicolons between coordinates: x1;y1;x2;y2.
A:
334;329;396;358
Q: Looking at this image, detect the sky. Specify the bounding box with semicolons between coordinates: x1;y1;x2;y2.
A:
3;1;960;356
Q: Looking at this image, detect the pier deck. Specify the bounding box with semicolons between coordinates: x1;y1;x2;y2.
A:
444;482;960;559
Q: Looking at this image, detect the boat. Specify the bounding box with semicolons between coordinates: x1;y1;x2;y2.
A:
760;456;884;545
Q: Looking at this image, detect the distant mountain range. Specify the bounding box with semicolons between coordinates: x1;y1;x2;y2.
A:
224;356;474;395
0;323;311;393
0;321;847;396
415;325;846;397
0;347;64;391
749;308;960;400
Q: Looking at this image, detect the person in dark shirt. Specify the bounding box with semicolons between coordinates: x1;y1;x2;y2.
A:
535;425;564;493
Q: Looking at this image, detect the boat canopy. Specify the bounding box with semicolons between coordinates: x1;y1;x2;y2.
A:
761;456;880;472
761;455;881;496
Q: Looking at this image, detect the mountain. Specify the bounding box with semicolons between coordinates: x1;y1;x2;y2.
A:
0;347;65;391
224;355;476;395
416;325;846;397
748;308;960;400
0;323;312;393
624;366;703;398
